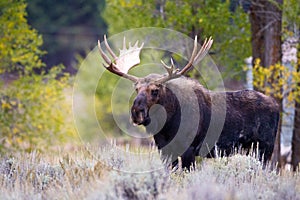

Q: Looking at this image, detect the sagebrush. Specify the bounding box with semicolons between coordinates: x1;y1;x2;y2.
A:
0;145;299;200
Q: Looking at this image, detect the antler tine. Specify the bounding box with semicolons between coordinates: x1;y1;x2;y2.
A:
161;60;170;73
190;35;199;61
123;37;126;50
157;58;181;83
134;41;139;47
179;36;199;75
161;58;177;76
140;42;145;50
194;37;213;62
156;36;213;84
104;35;117;60
170;58;175;71
98;40;112;66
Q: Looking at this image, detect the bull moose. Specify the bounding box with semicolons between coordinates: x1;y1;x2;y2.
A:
98;35;280;169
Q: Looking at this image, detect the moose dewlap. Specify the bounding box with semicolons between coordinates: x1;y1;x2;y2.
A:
98;35;280;169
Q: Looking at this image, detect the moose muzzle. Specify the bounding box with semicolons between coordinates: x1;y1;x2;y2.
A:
131;93;151;126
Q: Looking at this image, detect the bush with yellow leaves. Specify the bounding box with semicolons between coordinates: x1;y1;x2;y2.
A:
252;58;300;104
0;66;76;153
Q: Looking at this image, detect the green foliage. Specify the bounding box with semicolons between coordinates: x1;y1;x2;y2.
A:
26;0;107;71
282;0;300;37
0;67;76;152
103;0;160;34
96;71;122;134
103;0;251;79
74;51;123;140
0;0;44;74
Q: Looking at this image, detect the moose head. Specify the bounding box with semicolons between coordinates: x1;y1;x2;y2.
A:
98;35;213;127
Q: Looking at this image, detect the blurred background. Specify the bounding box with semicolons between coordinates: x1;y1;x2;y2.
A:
26;0;107;74
0;0;299;168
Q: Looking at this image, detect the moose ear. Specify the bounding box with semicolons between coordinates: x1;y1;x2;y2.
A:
156;83;163;88
157;83;166;93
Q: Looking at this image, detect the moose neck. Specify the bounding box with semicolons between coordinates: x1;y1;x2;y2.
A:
158;85;181;121
146;77;212;150
144;81;181;149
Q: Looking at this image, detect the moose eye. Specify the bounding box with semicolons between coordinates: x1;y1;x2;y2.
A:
151;89;159;97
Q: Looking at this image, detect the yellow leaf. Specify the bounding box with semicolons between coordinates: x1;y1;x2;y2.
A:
2;102;11;110
12;127;19;134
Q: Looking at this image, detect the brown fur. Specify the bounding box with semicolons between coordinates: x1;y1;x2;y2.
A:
131;75;280;169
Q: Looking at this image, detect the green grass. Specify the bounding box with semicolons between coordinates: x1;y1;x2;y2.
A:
0;145;299;200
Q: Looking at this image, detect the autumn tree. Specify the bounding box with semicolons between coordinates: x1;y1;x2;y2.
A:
0;0;44;75
292;47;300;171
250;0;282;69
249;0;283;167
0;0;76;152
284;0;300;171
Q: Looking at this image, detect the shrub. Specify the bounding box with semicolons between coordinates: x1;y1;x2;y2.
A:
252;58;300;103
0;66;76;152
167;155;300;200
0;147;300;199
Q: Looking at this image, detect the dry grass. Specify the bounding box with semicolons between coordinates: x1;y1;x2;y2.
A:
0;145;299;200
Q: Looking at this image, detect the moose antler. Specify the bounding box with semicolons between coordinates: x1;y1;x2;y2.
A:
157;36;213;83
98;35;144;82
